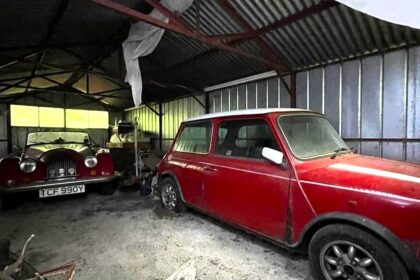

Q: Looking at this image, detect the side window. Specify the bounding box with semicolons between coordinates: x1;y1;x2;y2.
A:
218;127;228;145
215;119;279;159
174;121;212;154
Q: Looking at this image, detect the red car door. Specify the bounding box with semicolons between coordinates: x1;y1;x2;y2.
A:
203;118;291;240
168;121;212;209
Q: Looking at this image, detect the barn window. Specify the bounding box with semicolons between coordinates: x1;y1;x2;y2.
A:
10;105;108;129
10;105;39;127
39;107;65;128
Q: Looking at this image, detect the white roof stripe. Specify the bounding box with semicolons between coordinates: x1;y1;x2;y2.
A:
185;108;311;122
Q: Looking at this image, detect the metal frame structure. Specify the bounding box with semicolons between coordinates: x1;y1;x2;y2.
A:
90;0;339;107
1;0;418;156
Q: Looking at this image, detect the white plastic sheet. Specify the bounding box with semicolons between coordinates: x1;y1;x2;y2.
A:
122;0;193;106
336;0;420;29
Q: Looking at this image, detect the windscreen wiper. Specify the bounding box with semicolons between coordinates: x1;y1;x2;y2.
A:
27;142;49;146
330;147;352;159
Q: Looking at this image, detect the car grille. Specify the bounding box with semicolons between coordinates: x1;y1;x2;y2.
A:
47;158;76;178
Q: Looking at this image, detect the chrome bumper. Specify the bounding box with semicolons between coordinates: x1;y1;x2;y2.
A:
0;175;119;194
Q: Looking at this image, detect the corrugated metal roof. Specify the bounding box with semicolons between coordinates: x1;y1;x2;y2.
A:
175;0;420;71
1;0;420;108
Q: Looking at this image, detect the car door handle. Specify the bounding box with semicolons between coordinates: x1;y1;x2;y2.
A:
204;166;218;172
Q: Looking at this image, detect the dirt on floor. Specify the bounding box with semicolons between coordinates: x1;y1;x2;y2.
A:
0;190;311;280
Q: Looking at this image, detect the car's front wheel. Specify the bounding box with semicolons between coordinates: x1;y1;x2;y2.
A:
309;224;409;280
158;177;186;213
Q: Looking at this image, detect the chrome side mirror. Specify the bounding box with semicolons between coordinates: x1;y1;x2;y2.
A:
262;147;284;165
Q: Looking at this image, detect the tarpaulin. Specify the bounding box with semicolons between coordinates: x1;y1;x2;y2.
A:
336;0;420;29
122;0;193;106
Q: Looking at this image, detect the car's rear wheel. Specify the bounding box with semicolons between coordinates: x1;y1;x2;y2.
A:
309;224;408;280
158;177;185;213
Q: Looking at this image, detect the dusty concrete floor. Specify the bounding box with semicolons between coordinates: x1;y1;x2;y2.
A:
0;190;311;280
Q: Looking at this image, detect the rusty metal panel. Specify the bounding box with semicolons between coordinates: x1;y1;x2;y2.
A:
383;50;406;138
324;64;340;132
267;77;279;108
296;71;308;109
407;47;420;139
361;55;381;138
247;82;257;109
308;68;323;113
341;60;360;139
257;80;267;109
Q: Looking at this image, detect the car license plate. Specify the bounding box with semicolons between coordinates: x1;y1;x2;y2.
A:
39;185;85;198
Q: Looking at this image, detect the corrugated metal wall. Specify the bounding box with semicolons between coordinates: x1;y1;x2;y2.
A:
210;47;420;162
125;95;206;152
124;46;419;162
209;75;291;112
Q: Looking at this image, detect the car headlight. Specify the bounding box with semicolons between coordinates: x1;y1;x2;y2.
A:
20;159;37;173
84;156;98;168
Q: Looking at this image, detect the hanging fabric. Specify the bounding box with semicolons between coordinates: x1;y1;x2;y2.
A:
122;0;193;106
336;0;420;29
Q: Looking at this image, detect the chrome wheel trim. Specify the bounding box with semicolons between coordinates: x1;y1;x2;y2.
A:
161;184;177;210
320;240;384;280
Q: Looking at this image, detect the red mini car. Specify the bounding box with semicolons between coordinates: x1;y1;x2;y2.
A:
0;131;118;208
157;109;420;280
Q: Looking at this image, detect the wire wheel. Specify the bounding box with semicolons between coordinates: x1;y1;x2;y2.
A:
320;240;384;280
161;184;177;210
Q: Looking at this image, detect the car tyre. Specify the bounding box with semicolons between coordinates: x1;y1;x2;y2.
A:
158;177;186;213
100;181;118;196
309;224;409;280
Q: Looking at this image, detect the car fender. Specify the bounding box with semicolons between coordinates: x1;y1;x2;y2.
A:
0;157;21;185
96;153;115;174
158;171;186;203
296;212;419;275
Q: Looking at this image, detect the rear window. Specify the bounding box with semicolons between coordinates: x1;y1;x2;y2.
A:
173;121;212;154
